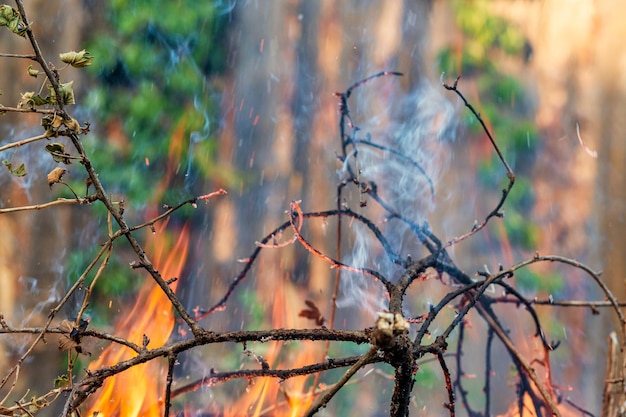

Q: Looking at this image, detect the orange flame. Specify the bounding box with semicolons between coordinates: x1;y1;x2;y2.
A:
86;222;190;417
496;393;578;417
222;276;317;417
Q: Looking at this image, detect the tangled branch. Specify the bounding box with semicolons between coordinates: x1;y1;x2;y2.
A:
0;3;622;417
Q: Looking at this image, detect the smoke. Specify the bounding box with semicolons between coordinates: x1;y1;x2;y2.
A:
185;95;212;191
0;125;59;202
8;275;64;354
337;79;458;314
214;0;237;16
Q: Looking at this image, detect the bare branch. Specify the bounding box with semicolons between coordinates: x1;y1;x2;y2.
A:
0;133;49;152
0;52;36;60
442;76;516;249
304;348;378;417
0;197;96;214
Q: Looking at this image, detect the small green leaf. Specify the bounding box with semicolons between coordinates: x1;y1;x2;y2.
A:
64;116;81;133
45;142;72;164
2;159;27;176
48;81;75;105
17;91;49;109
59;49;94;68
27;65;39;77
53;374;70;388
0;5;27;37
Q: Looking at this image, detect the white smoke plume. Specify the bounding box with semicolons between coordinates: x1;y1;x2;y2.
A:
337;79;459;314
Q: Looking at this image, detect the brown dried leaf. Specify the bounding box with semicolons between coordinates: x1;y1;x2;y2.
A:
58;335;79;352
64;116;81;133
298;299;325;326
45;142;72;164
58;319;87;354
47;167;67;188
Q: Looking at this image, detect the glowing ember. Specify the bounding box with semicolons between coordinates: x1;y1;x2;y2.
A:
85;223;190;417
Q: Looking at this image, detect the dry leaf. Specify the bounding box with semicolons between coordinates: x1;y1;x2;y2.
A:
47;167;67;188
58;319;88;354
58;334;79;352
45;142;72;164
298;299;325;326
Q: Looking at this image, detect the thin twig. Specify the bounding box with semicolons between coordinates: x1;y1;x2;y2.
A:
289;200;393;291
163;353;176;417
349;138;435;199
171;355;367;398
197;207;403;319
506;254;624;326
0;106;57;114
476;302;562;417
442;76;515;249
0;52;36;60
0;237;114;393
74;243;112;326
436;350;456;417
0;197;95;214
0;133;50;152
496;298;626;309
484;327;495;417
453;323;476;416
303;348;377;417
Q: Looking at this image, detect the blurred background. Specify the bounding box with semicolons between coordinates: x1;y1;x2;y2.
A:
1;0;625;415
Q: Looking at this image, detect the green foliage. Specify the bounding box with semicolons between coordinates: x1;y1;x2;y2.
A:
82;0;228;206
437;47;494;77
238;288;266;331
503;209;540;250
444;1;550;270
478;74;524;106
437;1;526;77
17;81;79;111
0;4;27;37
2;159;26;176
60;49;95;68
453;0;525;56
65;245;143;325
412;363;438;388
53;374;70;389
515;268;564;295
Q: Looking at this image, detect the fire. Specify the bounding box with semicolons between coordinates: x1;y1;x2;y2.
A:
497;394;537;417
496;393;577;417
85;221;318;417
85;222;190;417
223;276;317;417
